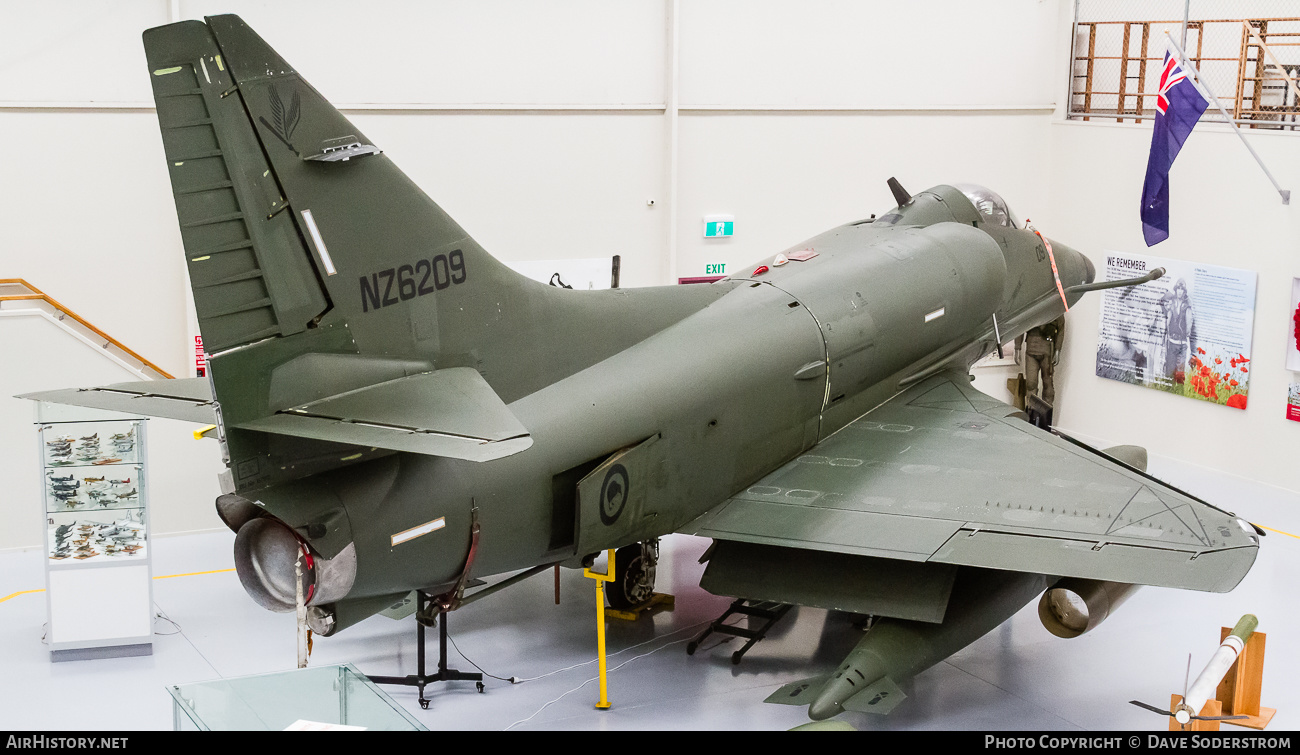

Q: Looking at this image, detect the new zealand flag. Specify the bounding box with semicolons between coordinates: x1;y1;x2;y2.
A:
1140;42;1210;246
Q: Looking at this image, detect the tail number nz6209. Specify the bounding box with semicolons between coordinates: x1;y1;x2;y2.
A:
360;250;467;312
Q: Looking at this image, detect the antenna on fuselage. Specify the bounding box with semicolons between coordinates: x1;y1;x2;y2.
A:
887;177;912;207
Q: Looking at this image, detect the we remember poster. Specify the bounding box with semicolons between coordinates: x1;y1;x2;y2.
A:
1095;253;1256;409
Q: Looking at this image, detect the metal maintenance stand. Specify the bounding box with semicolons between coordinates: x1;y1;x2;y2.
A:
687;599;792;665
368;592;483;709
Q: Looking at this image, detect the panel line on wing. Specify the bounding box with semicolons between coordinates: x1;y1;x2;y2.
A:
905;379;981;413
1106;487;1145;536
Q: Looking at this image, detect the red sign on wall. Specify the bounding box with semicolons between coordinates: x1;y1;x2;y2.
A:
195;335;206;378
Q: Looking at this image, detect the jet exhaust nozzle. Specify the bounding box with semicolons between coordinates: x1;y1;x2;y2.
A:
233;517;314;612
1038;578;1139;639
233;516;359;612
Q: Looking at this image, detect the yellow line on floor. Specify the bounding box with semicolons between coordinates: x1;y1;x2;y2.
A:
1;567;236;604
1255;524;1300;540
0;589;45;604
152;567;236;580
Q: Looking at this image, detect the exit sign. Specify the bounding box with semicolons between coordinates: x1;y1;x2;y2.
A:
703;215;734;238
705;263;726;275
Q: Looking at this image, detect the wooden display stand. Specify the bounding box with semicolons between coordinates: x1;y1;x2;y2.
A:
1165;628;1274;731
1216;629;1276;729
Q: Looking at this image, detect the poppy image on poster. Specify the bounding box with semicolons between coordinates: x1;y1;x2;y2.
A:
1095;252;1256;410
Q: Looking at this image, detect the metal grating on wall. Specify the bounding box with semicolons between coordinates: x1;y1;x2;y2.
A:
1070;0;1300;130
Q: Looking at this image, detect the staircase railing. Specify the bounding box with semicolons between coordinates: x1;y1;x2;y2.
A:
0;279;174;380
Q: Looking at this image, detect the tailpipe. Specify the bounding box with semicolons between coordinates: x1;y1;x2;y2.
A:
1038;578;1139;639
232;517;356;612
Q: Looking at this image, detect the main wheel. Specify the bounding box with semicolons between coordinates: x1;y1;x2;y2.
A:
604;543;656;611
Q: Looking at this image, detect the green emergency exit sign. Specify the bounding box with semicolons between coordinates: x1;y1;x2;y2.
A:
703;215;734;238
706;263;726;275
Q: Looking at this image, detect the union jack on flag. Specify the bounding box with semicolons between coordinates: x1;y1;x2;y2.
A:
1140;40;1210;246
1155;49;1192;115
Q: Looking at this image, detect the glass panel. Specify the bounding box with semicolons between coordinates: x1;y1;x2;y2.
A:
167;664;426;731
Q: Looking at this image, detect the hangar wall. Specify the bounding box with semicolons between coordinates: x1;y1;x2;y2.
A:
0;1;1293;548
1048;120;1300;498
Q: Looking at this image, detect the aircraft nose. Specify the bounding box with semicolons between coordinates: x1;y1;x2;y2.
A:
1049;239;1092;289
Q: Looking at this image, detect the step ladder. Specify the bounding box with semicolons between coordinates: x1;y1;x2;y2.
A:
686;599;792;665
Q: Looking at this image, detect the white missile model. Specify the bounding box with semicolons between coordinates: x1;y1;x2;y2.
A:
1130;614;1257;725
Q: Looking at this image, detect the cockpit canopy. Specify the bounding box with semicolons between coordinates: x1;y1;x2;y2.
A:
955;183;1019;229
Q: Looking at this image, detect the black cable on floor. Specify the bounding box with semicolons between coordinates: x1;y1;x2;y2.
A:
446;632;518;684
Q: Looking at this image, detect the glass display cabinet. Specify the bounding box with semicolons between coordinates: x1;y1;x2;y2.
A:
37;403;153;661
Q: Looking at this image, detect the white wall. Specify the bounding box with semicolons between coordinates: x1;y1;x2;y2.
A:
1;0;1294;549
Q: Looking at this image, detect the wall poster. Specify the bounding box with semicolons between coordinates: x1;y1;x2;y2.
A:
1095;252;1256;410
1288;381;1300;423
1287;277;1300;372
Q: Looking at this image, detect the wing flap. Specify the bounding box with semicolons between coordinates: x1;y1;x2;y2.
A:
19;378;217;424
931;528;1255;593
689;499;960;561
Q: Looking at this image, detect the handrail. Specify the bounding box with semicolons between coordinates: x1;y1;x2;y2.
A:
1243;21;1300;104
0;278;175;379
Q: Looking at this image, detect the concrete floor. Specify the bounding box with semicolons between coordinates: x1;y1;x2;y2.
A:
1;453;1296;731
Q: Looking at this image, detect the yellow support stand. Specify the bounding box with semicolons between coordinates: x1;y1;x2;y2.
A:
583;548;616;710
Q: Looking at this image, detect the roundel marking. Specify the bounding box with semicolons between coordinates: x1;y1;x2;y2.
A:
599;464;630;525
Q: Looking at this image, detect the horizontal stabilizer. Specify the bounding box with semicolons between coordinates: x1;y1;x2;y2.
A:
19;379;216;424
236;367;532;462
842;676;906;715
765;676;830;706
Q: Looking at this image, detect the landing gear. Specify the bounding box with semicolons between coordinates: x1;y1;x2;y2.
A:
604;539;658;611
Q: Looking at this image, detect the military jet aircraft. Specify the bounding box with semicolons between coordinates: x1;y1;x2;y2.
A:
23;16;1261;722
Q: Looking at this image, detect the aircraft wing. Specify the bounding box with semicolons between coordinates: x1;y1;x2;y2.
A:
683;371;1258;593
20;378;217;424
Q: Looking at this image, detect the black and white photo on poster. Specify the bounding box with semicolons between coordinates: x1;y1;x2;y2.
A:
1095;252;1256;410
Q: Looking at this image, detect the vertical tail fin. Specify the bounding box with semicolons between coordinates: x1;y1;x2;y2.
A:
144;20;331;353
142;16;731;488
